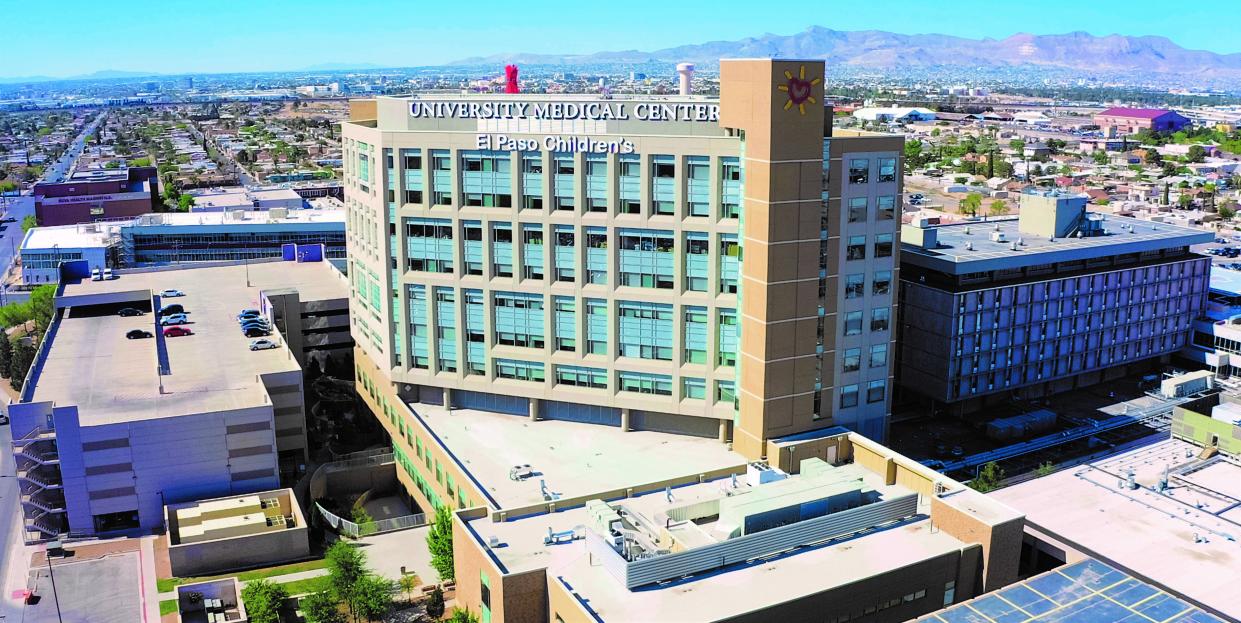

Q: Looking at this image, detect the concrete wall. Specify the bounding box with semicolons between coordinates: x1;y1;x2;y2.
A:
930;491;1024;593
168;521;309;577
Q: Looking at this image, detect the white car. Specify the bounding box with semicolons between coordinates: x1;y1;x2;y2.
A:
160;289;185;298
249;338;279;351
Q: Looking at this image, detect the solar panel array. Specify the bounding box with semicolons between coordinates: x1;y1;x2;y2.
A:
917;559;1227;623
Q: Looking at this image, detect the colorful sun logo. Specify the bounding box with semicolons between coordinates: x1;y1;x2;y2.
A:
777;65;821;115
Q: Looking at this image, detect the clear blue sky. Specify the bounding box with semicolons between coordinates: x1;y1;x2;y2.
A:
4;0;1238;77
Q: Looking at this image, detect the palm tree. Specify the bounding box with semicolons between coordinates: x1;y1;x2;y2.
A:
398;573;421;603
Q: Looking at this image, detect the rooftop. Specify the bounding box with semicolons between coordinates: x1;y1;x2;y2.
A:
990;438;1241;620
1098;107;1179;119
22;221;121;251
464;462;967;623
918;558;1228;623
1208;266;1241;296
412;404;745;509
901;213;1212;275
30;261;344;425
127;208;343;228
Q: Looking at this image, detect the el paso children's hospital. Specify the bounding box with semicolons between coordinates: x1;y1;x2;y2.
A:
339;60;1016;623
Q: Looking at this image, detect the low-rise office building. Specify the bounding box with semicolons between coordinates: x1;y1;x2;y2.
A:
18;209;346;284
186;186;307;212
33;167;160;226
7;258;347;543
164;488;309;577
898;189;1213;412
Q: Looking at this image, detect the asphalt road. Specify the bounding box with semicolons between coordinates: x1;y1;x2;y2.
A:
42;112;104;184
0;195;34;301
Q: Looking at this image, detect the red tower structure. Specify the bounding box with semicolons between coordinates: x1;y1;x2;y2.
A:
505;65;520;94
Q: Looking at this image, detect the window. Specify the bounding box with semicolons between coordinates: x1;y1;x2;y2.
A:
871;307;890;332
617;229;675;289
873;270;892;296
847;236;866;261
716;380;737;406
848;159;869;184
522;156;543;174
618;301;673;361
404;154;423;170
844;311;863;336
848;197;867;223
877;196;895;220
845;274;865;299
493;292;544;348
404;189;424;204
553;296;575;351
682;377;706;400
720;235;740;293
555;364;607;389
653;161;675;178
878;158;897;183
683;307;708;363
840;384;859;408
495;358;545;382
685;233;709;292
843;348;861;373
874;233;893;258
618;371;673;396
870;344;888;369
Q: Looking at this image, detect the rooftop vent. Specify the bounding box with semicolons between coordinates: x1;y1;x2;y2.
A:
1010;241;1018;251
965;241;974;251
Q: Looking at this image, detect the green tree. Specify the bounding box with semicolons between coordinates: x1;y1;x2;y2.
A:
130;157;152;167
446;607;481;623
240;579;288;623
1009;139;1025;152
1187;145;1207;163
9;339;34;390
960;192;983;217
177;193;195;211
1144;149;1163;166
21;215;37;233
1220;203;1237;221
325;540;366;618
0;180;17;194
300;590;346;623
29;285;55;334
0;335;12;380
989;199;1009;217
1092;151;1109;165
426;510;455;582
1034;461;1056;477
351;575;394;623
970;461;1006;493
425;586;446;620
398;573;421;603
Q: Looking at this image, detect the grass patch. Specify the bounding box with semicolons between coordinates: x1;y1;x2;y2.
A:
157;558;329;593
159;599;178;615
279;575;332;596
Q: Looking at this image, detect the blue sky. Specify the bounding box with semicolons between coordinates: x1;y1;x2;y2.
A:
3;0;1238;77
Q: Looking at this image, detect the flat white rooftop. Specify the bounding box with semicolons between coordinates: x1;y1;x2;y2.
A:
22;222;121;251
991;438;1241;620
31;261;343;426
411;404;745;509
465;470;963;623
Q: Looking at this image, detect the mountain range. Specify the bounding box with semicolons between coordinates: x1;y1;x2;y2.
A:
0;69;161;85
451;27;1241;78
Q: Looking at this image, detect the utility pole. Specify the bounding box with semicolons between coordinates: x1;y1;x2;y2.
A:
45;542;64;623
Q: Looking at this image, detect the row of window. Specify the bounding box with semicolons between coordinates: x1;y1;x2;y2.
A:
492;360;738;403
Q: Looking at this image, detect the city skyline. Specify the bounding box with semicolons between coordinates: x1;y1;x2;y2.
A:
4;0;1241;78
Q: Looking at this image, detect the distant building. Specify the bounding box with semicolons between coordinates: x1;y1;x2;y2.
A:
899;189;1213;412
854;106;936;123
186;186;307;212
1094;107;1191;134
33;167;159;226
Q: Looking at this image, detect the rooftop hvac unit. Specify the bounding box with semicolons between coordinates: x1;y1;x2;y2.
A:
990;231;1006;243
269;208;288;220
231;210;247;221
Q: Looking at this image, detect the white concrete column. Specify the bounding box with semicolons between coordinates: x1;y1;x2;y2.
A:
620;408;631;432
529;398;540;421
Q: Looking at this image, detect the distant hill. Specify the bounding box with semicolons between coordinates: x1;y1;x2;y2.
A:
451;27;1241;78
0;69;160;84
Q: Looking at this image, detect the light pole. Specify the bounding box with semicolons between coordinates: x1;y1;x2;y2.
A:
44;542;64;623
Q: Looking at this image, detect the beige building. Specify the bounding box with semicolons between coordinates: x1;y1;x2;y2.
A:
165;488;310;577
342;59;901;485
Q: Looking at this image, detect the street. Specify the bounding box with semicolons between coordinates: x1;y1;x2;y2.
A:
42;111;105;184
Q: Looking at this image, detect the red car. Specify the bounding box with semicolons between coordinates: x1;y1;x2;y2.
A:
163;326;192;337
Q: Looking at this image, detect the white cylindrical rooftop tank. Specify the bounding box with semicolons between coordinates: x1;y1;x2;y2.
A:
676;63;695;95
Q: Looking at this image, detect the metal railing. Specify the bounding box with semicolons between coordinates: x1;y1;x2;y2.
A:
314;502;427;539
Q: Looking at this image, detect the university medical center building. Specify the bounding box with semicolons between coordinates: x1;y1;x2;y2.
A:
342;59;901;464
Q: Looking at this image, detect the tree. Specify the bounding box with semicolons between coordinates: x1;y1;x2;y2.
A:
1144;149;1163;166
426;510;455;582
1009;139;1025;152
177;193;195;211
351;575;394;623
1092;151;1110;166
300;590;345;623
425;586;446;620
240;579;288;623
29;285;55;334
9;338;33;390
130;157;152;167
960;192;983;217
1220;203;1237;221
970;461;1006;493
1034;461;1056;477
398;573;421;604
21;215;37;233
1187;145;1207;163
989;199;1009;217
446;608;481;623
325;541;366;618
0;335;11;380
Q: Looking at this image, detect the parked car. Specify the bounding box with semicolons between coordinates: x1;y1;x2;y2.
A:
249;338;279;351
159;289;185;298
160;304;186;315
0;217;16;224
160;313;189;326
90;267;102;281
163;326;192;337
117;308;144;317
126;329;153;339
103;267;114;280
240;318;270;328
243;326;271;338
237;308;260;319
